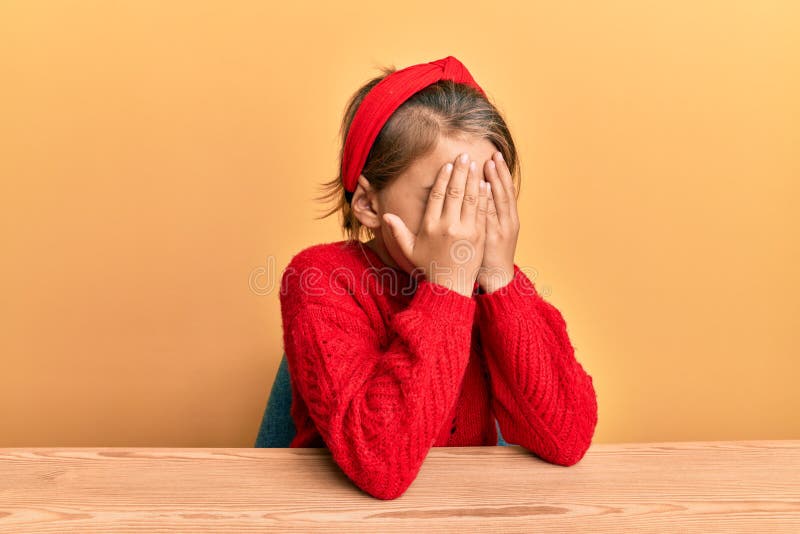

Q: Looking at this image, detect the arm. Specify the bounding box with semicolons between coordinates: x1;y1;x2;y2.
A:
476;264;598;465
280;257;476;500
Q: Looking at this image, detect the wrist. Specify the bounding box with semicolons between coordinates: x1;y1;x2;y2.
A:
429;276;476;298
479;267;515;294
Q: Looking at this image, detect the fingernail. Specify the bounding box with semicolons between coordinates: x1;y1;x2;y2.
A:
445;163;453;173
469;161;476;171
496;151;504;161
460;153;469;163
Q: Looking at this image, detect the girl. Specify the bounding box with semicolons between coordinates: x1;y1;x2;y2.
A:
279;55;598;500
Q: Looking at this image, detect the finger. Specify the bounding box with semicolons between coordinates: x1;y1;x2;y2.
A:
441;152;470;224
492;151;519;221
484;158;511;223
460;158;481;224
383;213;415;260
476;180;489;235
486;179;499;224
422;159;455;225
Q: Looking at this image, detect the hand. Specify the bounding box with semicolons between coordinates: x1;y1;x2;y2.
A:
383;152;490;297
477;151;519;294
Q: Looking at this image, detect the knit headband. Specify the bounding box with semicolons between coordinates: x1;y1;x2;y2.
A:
340;55;487;193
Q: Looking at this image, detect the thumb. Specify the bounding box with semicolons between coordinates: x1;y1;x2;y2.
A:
383;213;415;260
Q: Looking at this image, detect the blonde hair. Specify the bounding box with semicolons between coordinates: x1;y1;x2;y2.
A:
315;64;521;242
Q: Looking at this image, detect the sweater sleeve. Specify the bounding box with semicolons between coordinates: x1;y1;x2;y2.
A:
279;256;476;500
475;264;598;465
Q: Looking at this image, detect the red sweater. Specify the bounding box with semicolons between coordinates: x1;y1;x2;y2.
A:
279;239;598;500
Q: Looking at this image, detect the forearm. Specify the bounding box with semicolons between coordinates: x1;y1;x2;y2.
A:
476;265;598;465
284;280;476;499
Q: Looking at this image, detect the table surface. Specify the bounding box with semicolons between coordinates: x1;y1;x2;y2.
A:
2;440;799;532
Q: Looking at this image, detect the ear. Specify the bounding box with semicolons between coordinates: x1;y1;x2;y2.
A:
350;174;382;230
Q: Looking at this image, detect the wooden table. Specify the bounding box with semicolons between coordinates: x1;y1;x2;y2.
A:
1;441;799;532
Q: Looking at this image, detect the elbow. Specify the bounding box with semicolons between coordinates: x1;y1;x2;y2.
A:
327;442;423;500
351;464;420;500
366;477;415;500
532;424;594;467
551;437;592;466
523;401;598;467
553;402;598;467
321;399;439;499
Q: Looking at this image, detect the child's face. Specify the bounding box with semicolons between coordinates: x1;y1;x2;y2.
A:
354;134;499;275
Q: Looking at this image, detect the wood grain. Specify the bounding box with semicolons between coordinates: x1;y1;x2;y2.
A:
1;441;799;532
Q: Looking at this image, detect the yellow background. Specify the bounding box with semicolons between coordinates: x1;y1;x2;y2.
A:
1;1;798;447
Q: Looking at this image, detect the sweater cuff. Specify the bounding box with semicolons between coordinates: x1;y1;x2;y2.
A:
410;279;477;321
476;265;544;318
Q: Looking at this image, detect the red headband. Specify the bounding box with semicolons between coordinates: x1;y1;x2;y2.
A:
341;55;487;193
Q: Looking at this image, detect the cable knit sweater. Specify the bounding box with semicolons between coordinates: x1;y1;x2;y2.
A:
279;239;598;500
